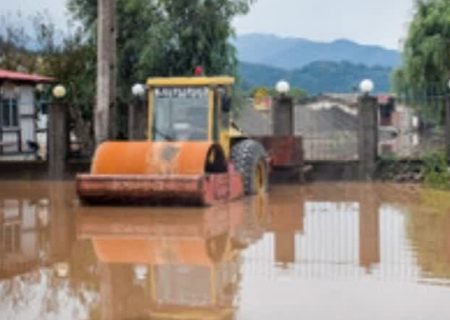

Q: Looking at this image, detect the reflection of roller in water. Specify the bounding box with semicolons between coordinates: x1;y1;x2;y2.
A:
76;195;270;320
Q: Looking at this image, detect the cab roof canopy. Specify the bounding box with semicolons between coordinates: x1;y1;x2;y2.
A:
147;76;235;87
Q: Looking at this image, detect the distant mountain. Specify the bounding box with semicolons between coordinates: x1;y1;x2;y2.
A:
234;34;401;70
239;61;392;94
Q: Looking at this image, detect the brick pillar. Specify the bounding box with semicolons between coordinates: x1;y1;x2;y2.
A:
272;95;294;136
358;95;378;180
48;102;67;180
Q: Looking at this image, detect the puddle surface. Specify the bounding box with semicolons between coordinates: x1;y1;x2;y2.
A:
0;182;450;319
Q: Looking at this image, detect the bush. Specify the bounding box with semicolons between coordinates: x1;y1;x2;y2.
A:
423;152;450;190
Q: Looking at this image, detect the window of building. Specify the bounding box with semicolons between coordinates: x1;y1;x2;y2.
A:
3;223;21;253
1;98;19;127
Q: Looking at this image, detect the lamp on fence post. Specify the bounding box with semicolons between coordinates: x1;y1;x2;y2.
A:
358;79;378;181
48;84;67;180
445;79;450;163
273;80;294;136
129;83;147;140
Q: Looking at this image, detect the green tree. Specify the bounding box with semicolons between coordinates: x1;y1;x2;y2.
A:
68;0;255;136
0;13;97;155
159;0;253;76
67;0;254;78
1;0;255;149
68;0;170;137
290;87;308;102
34;17;98;155
0;14;38;72
393;0;450;102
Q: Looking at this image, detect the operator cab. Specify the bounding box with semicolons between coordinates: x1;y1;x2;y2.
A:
147;77;235;144
153;86;210;141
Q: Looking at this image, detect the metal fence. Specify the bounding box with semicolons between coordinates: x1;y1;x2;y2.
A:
379;91;447;159
296;97;359;161
302;132;358;161
0;128;22;155
297;92;449;161
242;202;444;283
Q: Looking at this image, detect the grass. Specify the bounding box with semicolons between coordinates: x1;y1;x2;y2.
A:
422;152;450;190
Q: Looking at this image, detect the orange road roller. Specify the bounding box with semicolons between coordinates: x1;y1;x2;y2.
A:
76;76;303;206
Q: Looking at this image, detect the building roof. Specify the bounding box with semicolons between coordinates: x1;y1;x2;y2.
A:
235;105;272;136
323;93;360;105
0;69;55;83
295;106;358;135
299;94;360;107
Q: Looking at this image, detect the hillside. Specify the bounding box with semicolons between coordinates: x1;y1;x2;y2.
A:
239;61;392;94
234;33;401;70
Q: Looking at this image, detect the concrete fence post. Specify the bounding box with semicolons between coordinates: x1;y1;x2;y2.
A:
48;102;67;180
272;95;294;136
128;97;148;140
358;95;378;180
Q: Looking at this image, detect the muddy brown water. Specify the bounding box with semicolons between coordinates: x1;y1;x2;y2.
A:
0;181;450;320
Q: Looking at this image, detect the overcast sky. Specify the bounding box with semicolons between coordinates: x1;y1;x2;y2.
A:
2;0;414;50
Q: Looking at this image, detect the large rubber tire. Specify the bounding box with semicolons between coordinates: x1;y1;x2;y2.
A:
231;139;268;195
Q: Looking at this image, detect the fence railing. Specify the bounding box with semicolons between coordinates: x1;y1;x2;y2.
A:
302;131;358;161
386;94;447;159
242;204;435;283
296;93;449;161
0;127;22;155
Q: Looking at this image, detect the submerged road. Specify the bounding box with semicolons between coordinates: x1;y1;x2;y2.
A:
0;181;449;319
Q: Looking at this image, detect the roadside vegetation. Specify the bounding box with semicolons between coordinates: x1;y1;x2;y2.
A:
385;0;450;190
393;0;450;124
377;151;450;191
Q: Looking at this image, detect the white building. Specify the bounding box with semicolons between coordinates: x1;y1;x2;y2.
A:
0;69;54;160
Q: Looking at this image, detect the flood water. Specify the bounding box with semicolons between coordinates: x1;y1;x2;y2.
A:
0;181;450;319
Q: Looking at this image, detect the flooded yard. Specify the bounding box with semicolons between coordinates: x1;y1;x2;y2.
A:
0;181;450;319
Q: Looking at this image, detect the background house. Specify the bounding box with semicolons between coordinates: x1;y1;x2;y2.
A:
0;70;54;160
0;198;48;279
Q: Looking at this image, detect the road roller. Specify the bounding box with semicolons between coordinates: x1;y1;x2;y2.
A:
76;76;303;206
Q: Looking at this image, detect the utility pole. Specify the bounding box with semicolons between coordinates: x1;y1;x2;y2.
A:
96;0;117;146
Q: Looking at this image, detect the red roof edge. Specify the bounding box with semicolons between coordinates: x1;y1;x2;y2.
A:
0;69;55;83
